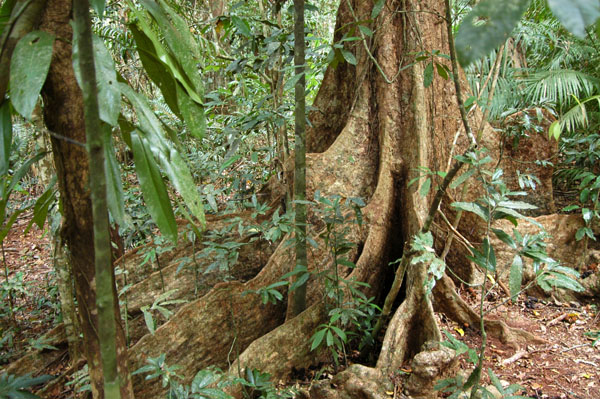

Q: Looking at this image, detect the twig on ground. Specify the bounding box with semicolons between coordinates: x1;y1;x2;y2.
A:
502;349;527;366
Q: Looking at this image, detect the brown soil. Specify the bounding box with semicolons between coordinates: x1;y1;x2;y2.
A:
0;211;55;366
436;285;600;399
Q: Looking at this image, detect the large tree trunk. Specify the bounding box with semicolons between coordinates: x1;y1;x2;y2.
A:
39;1;133;398
128;0;494;397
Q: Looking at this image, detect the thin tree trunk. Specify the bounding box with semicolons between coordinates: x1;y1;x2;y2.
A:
72;1;122;397
288;0;307;319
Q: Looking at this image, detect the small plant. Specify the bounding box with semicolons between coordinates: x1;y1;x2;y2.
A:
0;373;52;399
235;368;295;399
435;331;527;399
140;290;187;335
66;365;91;394
134;355;233;399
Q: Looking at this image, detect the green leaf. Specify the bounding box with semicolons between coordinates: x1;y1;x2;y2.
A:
0;208;26;242
492;228;516;249
120;83;205;229
142;308;156;334
10;31;55;119
482;238;496;271
419;177;431;197
290;271;309;291
371;0;385;19
0;102;12;176
451;201;489;222
326;329;334;347
310;329;326;351
455;0;530;66
131;2;203;104
131;131;177;243
497;201;537;210
548;120;562;140
0;0;17;36
547;0;600;38
423;61;434;88
509;255;523;301
341;49;357;65
176;83;205;139
284;71;306;91
450;167;475;189
358;25;374;37
582;208;593;224
575;227;588;241
562;204;579;212
104;134;125;226
330;326;347;342
72;33;121;126
220;154;242;172
435;62;449;80
539;271;584;292
26;176;56;233
90;0;106;17
231;15;252;38
129;22;181;116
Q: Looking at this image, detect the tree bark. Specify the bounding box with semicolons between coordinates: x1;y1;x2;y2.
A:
39;1;133;398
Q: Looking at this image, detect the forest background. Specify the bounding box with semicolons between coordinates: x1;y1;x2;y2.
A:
0;0;600;398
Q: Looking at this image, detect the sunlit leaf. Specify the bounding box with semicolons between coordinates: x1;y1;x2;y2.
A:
131;131;177;243
509;255;523;301
104;133;125;226
72;33;120;126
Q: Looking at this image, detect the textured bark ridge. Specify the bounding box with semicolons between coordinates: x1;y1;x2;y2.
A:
128;0;488;397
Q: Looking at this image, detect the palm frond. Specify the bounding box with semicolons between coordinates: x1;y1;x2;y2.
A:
523;69;599;107
559;94;600;133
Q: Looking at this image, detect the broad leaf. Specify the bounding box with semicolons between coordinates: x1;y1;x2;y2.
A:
26;176;57;233
547;0;600;38
128;18;181;116
341;49;357;65
0;102;12;176
310;329;326;351
121;84;205;229
455;0;530;66
451;201;489;222
176;83;205;139
10;31;55;119
491;228;516;249
91;0;106;17
131;131;177;243
140;0;204;97
128;4;202;103
104;134;125;226
423;61;434;88
0;0;16;37
509;255;523;301
72;33;120;126
371;0;385;19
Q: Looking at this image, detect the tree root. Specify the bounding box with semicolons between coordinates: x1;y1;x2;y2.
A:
434;275;547;348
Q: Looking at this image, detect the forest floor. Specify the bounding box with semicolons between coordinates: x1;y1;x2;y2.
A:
1;211;599;399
